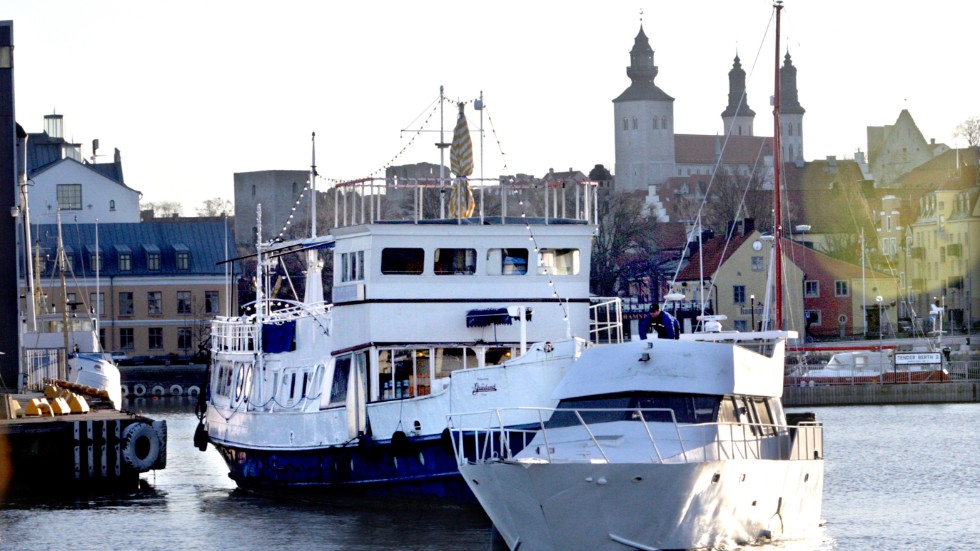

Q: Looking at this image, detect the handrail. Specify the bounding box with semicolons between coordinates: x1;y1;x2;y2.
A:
449;406;824;467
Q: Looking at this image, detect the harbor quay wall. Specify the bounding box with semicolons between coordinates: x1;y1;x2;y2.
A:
783;381;980;407
119;365;206;398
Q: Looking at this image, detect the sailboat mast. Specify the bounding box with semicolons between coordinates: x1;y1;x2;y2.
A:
773;0;784;330
56;211;71;374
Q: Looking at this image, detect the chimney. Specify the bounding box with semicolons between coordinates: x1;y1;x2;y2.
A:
743;218;755;235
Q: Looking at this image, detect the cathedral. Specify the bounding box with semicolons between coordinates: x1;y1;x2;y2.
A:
613;25;805;219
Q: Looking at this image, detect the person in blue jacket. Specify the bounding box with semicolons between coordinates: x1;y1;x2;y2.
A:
639;303;679;340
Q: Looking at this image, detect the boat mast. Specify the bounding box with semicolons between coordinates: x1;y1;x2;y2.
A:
310;131;317;240
56;211;71;377
95;218;101;351
772;0;784;330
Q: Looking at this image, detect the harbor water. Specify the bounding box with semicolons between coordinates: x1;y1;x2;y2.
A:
2;399;979;550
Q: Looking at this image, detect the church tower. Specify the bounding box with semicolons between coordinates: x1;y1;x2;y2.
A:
721;54;755;137
613;26;675;192
779;52;805;163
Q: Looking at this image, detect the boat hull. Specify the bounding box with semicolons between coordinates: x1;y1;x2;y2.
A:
211;429;532;503
460;459;824;550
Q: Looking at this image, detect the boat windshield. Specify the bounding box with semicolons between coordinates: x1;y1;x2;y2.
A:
547;392;721;427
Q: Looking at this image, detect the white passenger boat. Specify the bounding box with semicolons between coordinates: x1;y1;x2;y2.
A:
202;119;622;500
450;329;824;549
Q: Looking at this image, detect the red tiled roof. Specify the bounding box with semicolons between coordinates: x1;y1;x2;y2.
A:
675;231;754;281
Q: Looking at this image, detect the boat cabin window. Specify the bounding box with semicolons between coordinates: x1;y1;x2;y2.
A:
483;347;513;365
724;396;777;435
486;248;528;275
341;251;365;282
330;356;351;406
433;347;478;379
538;248;579;276
434;248;476;275
547;393;721;428
378;348;431;400
381;248;424;275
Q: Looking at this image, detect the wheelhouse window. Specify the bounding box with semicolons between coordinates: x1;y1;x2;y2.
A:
434;248;476;275
381;248;424;275
329;356;351;406
547;393;721;427
341;250;365;282
487;248;528;275
538;248;579;276
56;183;82;210
433;347;478;380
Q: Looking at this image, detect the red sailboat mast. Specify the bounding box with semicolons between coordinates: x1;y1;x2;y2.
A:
773;0;784;330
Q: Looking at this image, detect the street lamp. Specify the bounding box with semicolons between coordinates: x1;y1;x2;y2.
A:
750;294;756;331
875;295;884;352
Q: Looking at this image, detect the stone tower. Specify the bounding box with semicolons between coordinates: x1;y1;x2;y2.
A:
721;54;756;137
779;52;806;163
613;26;675;192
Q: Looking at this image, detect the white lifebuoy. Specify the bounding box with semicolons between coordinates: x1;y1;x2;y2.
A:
187;386;201;397
133;383;147;397
121;422;161;472
151;385;166;397
120;384;129;396
169;384;183;396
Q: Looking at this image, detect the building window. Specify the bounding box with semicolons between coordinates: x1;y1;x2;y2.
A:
119;253;132;272
805;310;822;326
177;291;192;315
631;117;637;130
751;256;764;272
652;117;658;130
804;280;819;298
434;248;477;275
835;280;849;297
176;251;190;270
205;291;220;314
177;327;193;350
622;118;628;131
109;199;116;211
733;320;748;332
120;328;134;350
90;292;105;317
148;327;163;350
341;251;365;282
381;248;424;275
662;116;668;129
733;285;746;304
56;183;82;210
119;292;134;316
147;252;160;271
147;291;162;315
90;253;103;273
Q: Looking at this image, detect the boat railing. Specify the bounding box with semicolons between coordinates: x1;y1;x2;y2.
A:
20;348;66;391
211;300;332;354
589;297;624;344
328;176;602;228
448;407;824;466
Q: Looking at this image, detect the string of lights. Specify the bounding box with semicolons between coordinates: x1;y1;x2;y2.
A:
516;195;570;324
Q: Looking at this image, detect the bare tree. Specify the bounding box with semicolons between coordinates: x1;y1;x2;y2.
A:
955;116;980;147
197;197;233;217
143;201;183;217
590;189;661;297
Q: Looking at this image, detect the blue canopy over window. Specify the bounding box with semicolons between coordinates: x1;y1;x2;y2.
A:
466;308;513;328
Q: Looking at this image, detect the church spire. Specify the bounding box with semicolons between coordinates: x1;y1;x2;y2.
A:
614;25;673;102
779;52;805;115
721;53;755;136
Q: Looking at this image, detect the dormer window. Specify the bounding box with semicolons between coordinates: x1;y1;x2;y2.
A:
174;243;190;271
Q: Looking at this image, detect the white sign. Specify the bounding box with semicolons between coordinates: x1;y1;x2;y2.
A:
895;352;942;365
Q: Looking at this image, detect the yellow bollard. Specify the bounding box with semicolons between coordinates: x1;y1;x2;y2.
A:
24;398;54;417
67;393;90;414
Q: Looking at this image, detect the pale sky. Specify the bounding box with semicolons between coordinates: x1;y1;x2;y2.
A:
7;1;978;212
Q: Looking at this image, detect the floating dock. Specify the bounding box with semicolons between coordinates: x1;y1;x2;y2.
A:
0;392;166;496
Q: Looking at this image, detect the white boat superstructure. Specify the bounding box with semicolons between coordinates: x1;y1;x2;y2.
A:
204;168;622;499
451;332;825;550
